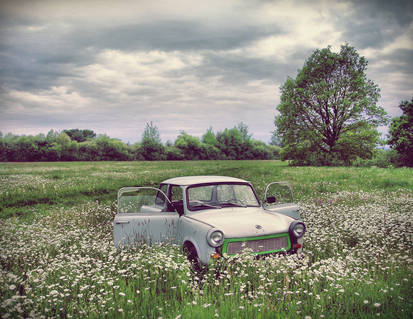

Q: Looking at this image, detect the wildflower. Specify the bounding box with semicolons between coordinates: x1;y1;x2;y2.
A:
50;290;58;296
363;300;369;304
119;292;125;297
374;303;381;308
9;285;16;290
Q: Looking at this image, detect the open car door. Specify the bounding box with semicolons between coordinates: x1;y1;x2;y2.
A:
263;182;301;220
114;187;179;248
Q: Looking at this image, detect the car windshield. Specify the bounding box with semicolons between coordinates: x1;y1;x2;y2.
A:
187;183;260;211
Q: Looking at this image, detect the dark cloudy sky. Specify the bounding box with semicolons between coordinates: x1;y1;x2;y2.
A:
1;0;412;143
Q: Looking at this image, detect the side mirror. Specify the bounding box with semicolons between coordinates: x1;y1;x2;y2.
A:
266;196;276;204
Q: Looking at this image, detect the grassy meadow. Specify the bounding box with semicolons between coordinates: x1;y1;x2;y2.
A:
0;160;412;318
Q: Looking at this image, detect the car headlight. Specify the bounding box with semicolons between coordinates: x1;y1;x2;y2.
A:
207;229;224;247
289;221;306;238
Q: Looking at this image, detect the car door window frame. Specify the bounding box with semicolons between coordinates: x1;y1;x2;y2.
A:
117;186;177;214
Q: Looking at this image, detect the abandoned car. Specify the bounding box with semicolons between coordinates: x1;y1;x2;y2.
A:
113;176;306;265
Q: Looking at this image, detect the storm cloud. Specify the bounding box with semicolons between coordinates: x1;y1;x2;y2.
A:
1;0;412;143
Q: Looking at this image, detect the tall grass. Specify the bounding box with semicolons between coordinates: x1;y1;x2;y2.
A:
1;161;412;219
0;161;412;318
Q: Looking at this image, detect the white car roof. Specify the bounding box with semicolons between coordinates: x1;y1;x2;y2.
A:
161;175;250;186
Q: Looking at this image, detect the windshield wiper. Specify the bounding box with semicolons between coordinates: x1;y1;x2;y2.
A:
220;200;247;208
189;200;221;209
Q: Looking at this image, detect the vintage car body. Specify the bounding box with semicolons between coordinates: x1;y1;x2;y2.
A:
113;176;306;265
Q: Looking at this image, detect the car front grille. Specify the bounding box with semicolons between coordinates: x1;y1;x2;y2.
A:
223;234;290;255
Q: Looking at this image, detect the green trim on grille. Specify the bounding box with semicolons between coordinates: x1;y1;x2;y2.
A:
222;233;291;256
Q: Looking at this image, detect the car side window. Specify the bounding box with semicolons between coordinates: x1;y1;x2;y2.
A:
118;188;168;214
170;185;182;201
155;184;168;208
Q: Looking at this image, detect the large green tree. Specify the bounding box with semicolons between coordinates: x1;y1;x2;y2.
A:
388;98;413;167
275;44;388;165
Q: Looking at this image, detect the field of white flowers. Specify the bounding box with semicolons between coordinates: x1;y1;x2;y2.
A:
1;187;412;318
0;161;412;318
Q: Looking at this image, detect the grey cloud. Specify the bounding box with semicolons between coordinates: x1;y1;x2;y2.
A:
349;0;413;26
367;48;413;89
0;16;284;93
193;52;295;85
339;0;413;49
1;0;412;142
381;49;413;73
70;20;283;52
0;28;96;91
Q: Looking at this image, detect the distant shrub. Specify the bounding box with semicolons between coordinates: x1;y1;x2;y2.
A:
353;149;397;168
165;146;185;160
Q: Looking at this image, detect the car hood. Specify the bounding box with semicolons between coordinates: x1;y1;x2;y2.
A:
189;207;293;238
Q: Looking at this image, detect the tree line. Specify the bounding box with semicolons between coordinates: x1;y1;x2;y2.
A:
0;124;281;162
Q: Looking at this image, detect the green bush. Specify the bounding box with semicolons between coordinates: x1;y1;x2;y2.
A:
353;149;398;168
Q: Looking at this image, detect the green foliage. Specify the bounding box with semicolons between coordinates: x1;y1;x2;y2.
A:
78;140;99;161
216;127;243;159
141;139;165;161
141;122;165;160
0;133;57;161
165;145;185;160
201;143;220;160
51;132;78;161
215;124;264;160
0;123;279;162
388;98;413;167
353;149;399;168
175;132;203;160
276;44;388;166
236;121;251;143
93;135;132;161
270;129;282;147
202;127;218;146
142;121;162;144
63;129;96;142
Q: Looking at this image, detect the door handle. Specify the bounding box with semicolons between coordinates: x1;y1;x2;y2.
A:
115;220;130;224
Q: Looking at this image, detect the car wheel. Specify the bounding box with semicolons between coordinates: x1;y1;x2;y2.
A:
183;243;203;273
